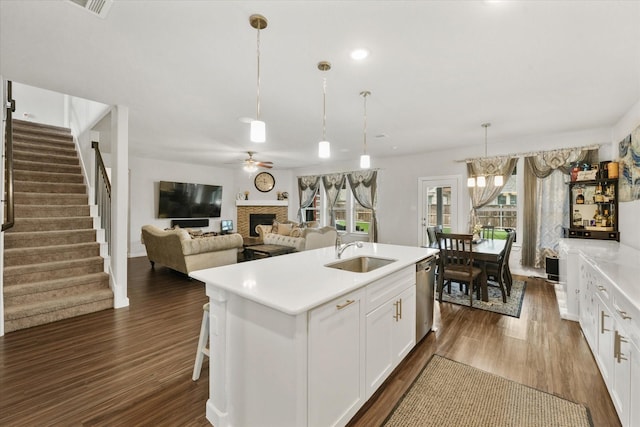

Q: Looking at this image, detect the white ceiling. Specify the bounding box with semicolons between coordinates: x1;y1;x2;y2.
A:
1;1;639;169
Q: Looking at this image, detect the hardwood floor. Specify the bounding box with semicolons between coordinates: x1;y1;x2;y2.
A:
0;257;620;426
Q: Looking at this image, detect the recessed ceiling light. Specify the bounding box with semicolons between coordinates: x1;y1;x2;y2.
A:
350;48;370;61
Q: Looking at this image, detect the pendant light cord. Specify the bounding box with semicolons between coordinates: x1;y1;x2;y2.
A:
363;91;369;155
256;24;261;120
322;77;327;140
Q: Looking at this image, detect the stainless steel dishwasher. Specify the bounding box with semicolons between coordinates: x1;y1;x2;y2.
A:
416;256;436;342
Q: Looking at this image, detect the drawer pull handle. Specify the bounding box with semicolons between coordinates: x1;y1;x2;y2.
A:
600;311;610;334
614;330;629;363
617;309;632;320
597;285;606;292
336;300;355;310
393;300;400;321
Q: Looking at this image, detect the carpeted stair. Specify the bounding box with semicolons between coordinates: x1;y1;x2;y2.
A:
3;119;113;333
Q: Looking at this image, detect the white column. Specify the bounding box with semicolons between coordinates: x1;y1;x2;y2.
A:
110;105;130;308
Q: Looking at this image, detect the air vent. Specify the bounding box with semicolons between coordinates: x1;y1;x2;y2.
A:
67;0;113;18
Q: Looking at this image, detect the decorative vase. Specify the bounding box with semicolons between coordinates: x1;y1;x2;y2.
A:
473;233;480;242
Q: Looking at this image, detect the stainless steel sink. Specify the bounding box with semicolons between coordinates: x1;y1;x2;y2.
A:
325;256;397;273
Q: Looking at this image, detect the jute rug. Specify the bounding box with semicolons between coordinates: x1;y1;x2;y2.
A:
383;355;592;427
440;279;526;318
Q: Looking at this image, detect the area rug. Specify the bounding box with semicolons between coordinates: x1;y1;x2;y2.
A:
439;279;526;317
383;355;593;427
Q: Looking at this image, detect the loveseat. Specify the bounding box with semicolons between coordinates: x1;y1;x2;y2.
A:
255;223;337;252
141;225;243;274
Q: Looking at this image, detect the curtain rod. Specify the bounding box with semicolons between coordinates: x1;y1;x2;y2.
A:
297;168;381;179
455;143;602;163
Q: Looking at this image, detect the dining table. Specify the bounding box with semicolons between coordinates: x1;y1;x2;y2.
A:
434;237;507;302
472;238;507;301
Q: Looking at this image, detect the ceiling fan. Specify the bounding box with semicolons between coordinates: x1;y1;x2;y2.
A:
243;151;273;171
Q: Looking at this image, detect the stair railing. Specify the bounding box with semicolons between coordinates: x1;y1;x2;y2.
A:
92;141;111;255
2;80;16;231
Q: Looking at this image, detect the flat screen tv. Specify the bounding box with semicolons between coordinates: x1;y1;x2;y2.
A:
158;181;222;219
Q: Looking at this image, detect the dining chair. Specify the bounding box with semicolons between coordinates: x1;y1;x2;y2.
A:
436;232;486;306
485;231;515;300
427;226;438;248
481;225;495;240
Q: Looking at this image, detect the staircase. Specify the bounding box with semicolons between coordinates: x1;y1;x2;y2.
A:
3;119;113;333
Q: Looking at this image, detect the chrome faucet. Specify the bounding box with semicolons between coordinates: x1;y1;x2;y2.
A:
335;238;363;259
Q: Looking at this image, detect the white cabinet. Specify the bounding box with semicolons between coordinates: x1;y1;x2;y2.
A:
365;285;416;398
595;293;614;387
576;253;640;427
308;288;366;427
578;256;597;348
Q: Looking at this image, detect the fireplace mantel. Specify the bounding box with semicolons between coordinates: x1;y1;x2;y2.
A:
236;200;288;207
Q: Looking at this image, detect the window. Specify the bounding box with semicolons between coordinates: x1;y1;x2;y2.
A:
475;167;517;239
307;180;372;235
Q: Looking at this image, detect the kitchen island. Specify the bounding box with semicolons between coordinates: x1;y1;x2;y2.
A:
190;242;437;427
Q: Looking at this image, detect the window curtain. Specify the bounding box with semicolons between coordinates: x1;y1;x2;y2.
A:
467;157;518;230
522;147;596;267
297;175;320;224
322;173;346;227
347;170;378;243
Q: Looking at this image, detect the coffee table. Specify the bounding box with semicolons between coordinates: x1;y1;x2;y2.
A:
244;244;295;260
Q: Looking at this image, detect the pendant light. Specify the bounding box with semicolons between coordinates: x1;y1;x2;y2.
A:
360;91;371;169
249;14;267;143
317;61;331;159
468;122;503;187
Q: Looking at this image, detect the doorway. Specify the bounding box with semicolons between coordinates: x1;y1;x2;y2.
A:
418;175;463;247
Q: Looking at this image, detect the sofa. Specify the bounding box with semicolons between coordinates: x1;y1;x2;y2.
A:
141;225;243;274
255;222;338;252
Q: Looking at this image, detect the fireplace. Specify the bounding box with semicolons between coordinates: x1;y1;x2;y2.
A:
249;214;276;237
236;202;288;238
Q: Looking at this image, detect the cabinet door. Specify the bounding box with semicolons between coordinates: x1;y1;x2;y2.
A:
595;295;614;388
629;340;640;427
611;324;631;426
308;289;365;427
392;286;416;362
365;285;416;398
579;259;597;348
365;295;395;398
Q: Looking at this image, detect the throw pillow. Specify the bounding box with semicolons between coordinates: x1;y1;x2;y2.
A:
290;227;302;237
276;223;292;236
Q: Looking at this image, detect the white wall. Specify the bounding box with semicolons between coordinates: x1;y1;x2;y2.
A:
612;98;640;251
129;157;242;257
291;128;613;248
12;82;65;126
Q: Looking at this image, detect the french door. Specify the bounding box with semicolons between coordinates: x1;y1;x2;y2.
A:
417;175;463;247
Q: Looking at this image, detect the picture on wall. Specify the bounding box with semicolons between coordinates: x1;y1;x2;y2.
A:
618;124;640;202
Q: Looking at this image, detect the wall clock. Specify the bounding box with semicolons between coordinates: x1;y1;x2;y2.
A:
254;172;275;193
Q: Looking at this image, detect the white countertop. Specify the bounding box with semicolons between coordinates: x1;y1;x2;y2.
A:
559;238;640;313
190;243;438;315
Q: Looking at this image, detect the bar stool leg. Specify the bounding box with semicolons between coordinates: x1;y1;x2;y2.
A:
192;302;210;381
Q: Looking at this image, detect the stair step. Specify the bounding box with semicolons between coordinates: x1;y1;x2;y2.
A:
14;180;86;194
13;192;88;206
14;204;91;218
4;257;105;286
4;242;100;266
13;149;79;166
12;132;75;149
4;229;97;249
14;170;84;185
13;159;82;175
12;120;73;142
4;272;109;302
13;119;72;135
8;216;94;233
4;288;113;333
13;140;77;157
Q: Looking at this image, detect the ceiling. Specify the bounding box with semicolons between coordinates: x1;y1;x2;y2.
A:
1;1;640;169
